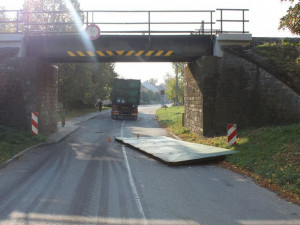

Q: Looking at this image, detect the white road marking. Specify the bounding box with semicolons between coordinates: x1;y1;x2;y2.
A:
121;120;147;225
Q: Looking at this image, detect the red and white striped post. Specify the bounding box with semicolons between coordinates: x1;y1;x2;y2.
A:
227;123;237;147
32;112;38;136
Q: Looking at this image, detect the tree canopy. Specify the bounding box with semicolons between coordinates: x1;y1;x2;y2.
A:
140;89;161;104
0;8;12;32
24;0;76;11
147;78;158;86
164;67;184;104
279;0;300;35
58;63;118;108
22;0;81;33
21;0;119;109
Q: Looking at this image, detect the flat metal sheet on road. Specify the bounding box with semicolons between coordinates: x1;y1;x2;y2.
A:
115;136;235;166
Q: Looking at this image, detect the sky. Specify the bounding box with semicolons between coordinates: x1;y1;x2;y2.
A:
1;0;297;84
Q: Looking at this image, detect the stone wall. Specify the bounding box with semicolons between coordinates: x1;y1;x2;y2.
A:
184;60;203;135
184;57;218;136
213;52;256;133
0;55;58;135
0;58;26;129
248;63;300;127
184;52;300;136
36;60;58;134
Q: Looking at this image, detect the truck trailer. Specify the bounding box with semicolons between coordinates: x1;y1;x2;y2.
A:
111;78;141;120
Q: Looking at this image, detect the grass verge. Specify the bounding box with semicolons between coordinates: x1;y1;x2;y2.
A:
253;40;300;76
156;106;300;205
0;126;47;166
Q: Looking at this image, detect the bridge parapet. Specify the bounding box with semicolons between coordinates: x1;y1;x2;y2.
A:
0;9;249;36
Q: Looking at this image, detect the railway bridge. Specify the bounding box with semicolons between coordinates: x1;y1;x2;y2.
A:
1;9;299;136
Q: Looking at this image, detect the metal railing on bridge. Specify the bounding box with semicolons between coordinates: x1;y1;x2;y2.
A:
0;9;249;36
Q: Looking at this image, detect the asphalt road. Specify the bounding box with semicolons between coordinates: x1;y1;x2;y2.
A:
0;105;299;225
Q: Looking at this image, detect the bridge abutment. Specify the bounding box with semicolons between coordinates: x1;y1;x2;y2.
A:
24;57;58;135
184;56;218;136
184;51;300;137
0;55;58;135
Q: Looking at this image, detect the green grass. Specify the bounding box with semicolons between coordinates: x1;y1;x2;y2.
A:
253;40;300;76
156;106;185;128
228;125;300;195
0;126;47;165
156;106;300;197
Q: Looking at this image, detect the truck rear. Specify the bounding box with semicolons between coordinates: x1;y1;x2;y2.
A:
111;79;141;120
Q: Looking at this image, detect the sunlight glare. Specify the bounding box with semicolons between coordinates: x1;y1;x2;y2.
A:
64;0;96;60
6;211;198;225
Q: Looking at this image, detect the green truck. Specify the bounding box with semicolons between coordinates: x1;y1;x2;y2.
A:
111;78;141;120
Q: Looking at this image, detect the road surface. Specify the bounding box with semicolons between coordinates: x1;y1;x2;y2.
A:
0;105;299;225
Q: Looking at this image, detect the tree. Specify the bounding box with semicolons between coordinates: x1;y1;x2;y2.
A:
154;92;161;102
147;78;158;86
279;0;300;35
140;89;161;104
58;63;92;108
164;73;184;103
170;63;186;104
171;62;186;78
0;7;15;32
22;0;81;33
141;90;151;104
89;63;119;102
22;1;119;109
58;63;118;108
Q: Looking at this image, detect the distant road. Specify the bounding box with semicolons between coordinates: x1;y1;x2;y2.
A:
0;105;299;225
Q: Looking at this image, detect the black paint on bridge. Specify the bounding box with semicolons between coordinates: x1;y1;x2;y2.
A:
25;35;213;63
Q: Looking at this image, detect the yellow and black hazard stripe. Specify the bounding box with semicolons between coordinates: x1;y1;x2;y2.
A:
67;50;174;57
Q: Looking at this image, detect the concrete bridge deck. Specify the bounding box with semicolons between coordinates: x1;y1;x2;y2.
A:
25;35;213;63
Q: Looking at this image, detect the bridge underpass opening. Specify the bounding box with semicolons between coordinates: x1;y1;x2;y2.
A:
19;30;215;135
55;60;185;116
10;55;191;135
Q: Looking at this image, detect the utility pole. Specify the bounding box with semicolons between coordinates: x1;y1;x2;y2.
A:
175;63;179;105
181;64;185;105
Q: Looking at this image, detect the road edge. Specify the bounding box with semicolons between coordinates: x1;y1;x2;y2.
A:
1;126;80;169
1;109;111;168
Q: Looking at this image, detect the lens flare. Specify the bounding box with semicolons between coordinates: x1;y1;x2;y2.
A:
64;0;96;62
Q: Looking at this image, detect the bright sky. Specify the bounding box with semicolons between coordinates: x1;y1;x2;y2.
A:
1;0;297;84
